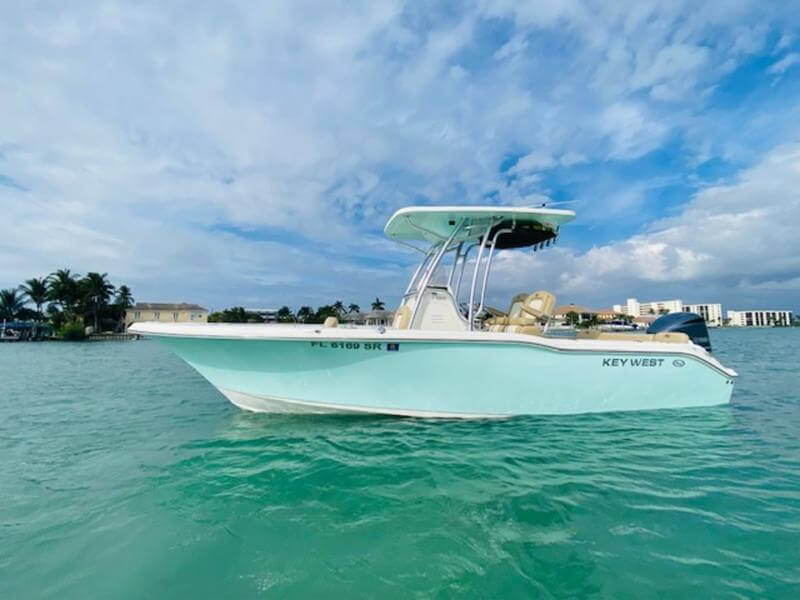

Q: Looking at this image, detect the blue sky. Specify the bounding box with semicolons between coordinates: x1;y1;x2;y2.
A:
1;1;799;312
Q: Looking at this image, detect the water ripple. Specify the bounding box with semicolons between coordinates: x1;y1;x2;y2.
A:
2;330;800;598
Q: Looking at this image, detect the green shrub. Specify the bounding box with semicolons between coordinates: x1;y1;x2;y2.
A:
59;320;86;341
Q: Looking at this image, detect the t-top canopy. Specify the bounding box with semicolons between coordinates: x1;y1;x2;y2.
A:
384;206;575;249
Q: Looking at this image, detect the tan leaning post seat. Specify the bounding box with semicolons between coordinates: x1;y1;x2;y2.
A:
323;316;338;328
485;293;529;328
485;293;527;326
485;290;555;335
576;330;689;343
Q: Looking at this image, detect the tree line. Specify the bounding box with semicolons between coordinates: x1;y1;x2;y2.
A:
209;298;387;324
563;311;638;329
0;270;134;339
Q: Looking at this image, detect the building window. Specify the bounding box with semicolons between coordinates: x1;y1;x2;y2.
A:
154;312;161;320
173;312;178;321
134;311;141;319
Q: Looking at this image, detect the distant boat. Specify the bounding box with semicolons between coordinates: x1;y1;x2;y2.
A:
131;205;736;417
599;321;638;332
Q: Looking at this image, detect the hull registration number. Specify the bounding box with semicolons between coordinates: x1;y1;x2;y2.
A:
310;341;385;350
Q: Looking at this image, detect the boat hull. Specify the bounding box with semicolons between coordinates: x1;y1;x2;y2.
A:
152;335;735;417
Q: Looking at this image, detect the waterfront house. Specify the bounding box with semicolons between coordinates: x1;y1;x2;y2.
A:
341;311;366;325
243;308;279;323
364;309;393;326
125;303;209;328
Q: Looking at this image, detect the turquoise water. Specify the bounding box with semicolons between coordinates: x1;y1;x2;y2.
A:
1;329;799;598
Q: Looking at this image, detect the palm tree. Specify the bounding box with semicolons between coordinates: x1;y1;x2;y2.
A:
314;305;337;322
277;306;295;322
114;285;134;331
115;285;134;309
371;297;385;311
348;303;360;314
332;300;345;316
0;288;26;321
20;277;48;321
48;269;80;314
82;272;115;331
227;307;248;322
297;306;313;323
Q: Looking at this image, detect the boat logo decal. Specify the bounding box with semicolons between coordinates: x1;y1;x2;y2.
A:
310;341;383;350
601;357;664;367
673;359;686;367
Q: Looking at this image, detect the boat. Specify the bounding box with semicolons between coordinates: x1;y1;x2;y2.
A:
598;321;638;331
130;206;737;417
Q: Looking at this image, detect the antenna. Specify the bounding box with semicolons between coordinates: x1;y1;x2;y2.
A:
534;200;577;208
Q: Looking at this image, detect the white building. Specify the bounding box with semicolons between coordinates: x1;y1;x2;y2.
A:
125;303;208;328
726;310;793;327
364;310;393;326
612;298;684;317
685;303;723;327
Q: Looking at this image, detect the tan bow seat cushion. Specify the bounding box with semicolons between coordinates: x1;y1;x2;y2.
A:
576;331;689;344
485;315;539;327
504;324;543;336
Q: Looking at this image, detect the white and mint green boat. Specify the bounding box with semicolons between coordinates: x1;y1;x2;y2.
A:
130;206;736;417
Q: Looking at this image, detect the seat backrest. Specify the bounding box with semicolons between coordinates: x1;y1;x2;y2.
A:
520;291;556;320
392;305;412;329
323;316;338;328
411;287;467;331
507;293;529;318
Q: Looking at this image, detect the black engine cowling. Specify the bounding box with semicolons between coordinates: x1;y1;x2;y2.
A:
647;312;712;352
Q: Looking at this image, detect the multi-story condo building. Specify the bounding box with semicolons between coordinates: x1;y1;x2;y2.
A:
685;303;723;327
726;310;793;327
612;298;724;326
612;298;684;317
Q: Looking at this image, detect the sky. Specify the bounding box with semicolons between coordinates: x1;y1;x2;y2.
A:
1;0;800;313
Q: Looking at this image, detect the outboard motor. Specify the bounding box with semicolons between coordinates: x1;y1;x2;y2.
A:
647;312;712;352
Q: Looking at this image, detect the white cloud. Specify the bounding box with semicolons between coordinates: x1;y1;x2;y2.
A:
509;151;556;174
600;102;667;159
767;53;800;76
489;144;800;308
774;34;793;53
632;43;710;101
1;1;799;309
559;152;587;167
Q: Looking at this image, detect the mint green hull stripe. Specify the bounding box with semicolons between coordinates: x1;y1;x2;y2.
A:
157;337;733;416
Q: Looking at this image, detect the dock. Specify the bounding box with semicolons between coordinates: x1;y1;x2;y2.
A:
87;333;141;342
